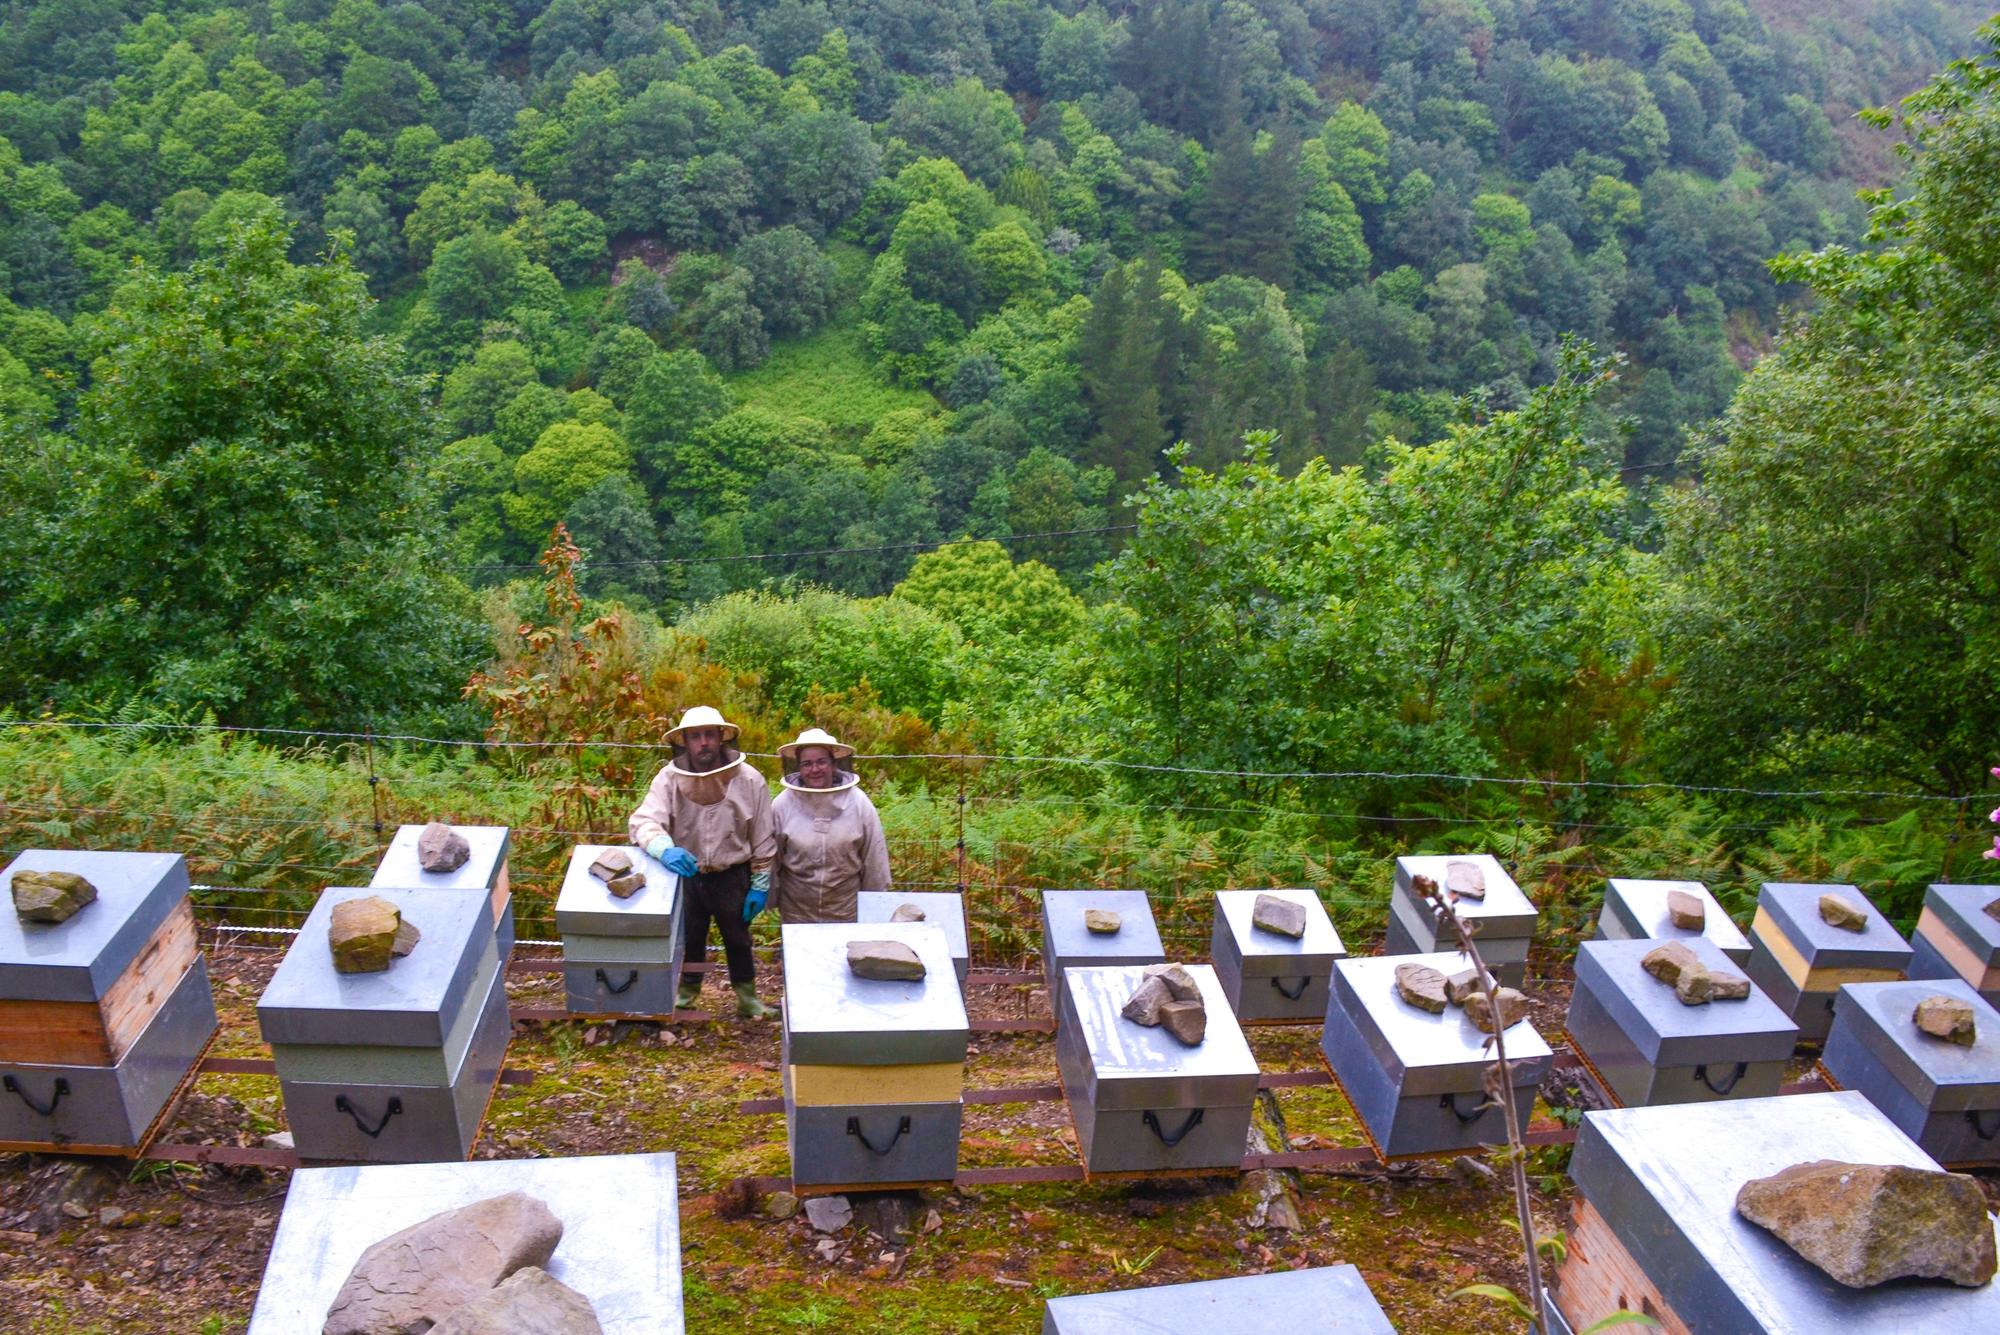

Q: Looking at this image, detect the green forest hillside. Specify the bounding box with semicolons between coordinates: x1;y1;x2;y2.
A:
3;1;1999;846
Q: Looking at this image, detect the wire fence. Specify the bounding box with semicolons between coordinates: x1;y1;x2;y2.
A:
6;716;1996;967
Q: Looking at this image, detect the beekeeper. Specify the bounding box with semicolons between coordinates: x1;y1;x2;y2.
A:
770;727;891;924
629;705;776;1018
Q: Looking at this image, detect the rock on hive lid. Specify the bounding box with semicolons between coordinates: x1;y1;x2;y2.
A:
779;921;966;1066
1758;883;1913;970
554;845;678;938
0;850;190;1002
1569;1091;2000;1331
1393;855;1537;935
371;824;511;893
1834;979;2000;1111
1041;890;1165;961
1328;952;1554;1095
258;886;494;1047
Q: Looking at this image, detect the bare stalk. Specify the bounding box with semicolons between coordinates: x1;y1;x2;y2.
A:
1420;877;1548;1333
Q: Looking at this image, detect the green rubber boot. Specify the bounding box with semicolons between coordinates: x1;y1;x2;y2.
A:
734;982;773;1020
675;979;700;1011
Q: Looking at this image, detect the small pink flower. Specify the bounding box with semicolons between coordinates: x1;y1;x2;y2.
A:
1987;836;2000;861
1990;806;2000;824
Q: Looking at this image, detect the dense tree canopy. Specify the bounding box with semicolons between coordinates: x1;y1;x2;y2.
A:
0;0;1993;803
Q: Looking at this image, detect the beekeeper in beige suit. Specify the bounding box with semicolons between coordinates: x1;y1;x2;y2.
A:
771;727;891;924
629;705;776;1018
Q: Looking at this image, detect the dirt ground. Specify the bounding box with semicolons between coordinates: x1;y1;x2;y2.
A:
1;940;1949;1335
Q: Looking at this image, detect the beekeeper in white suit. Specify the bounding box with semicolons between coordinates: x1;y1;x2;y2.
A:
770;727;891;924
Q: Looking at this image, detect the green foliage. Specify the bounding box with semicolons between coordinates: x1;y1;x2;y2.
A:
506;420;632;541
678;587;968;719
0;220;481;727
893;540;1083;643
1661;21;2000;796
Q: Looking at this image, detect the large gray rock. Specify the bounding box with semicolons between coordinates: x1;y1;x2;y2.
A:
1250;894;1307;938
1141;962;1200;1001
1915;995;1977;1047
11;869;98;923
803;1195;852;1233
1160;999;1206;1046
1394;963;1449;1014
417;821;472;874
1083;908;1122;934
329;896;403;974
1444;861;1487;900
1463;986;1530;1033
845;939;925;982
1735;1161;1997;1289
429;1268;603;1335
1667;889;1706;931
321;1192;564;1335
1818;894;1868;932
1121;975;1174;1027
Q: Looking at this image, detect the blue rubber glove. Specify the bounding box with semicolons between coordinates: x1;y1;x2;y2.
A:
744;870;770;923
645;835;698;879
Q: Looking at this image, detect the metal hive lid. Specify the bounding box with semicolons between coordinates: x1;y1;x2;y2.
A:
1925;884;2000;967
1758;883;1912;970
257;885;493;1047
1835;978;2000;1112
1041;1263;1394;1333
1057;964;1259;1111
780;922;967;1066
1573;939;1797;1067
1214;889;1345;974
369;823;511;892
1393;854;1538;937
1603;879;1751;956
554;844;680;937
1041;889;1165;961
246;1151;683;1335
1329;952;1553;1096
1570;1091;2000;1331
0;849;190;1003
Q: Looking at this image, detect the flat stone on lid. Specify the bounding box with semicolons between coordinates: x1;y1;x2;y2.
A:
1821;894;1869;932
1445;860;1487;899
847;939;925;981
1668;889;1706;930
1251;893;1306;938
1084;909;1121;934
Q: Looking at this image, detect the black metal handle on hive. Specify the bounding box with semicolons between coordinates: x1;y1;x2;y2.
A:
846;1114;912;1155
1142;1107;1206;1147
596;968;639;995
3;1074;69;1118
1270;976;1311;1000
1440;1091;1489;1124
1695;1061;1749;1096
335;1094;404;1139
1968;1108;2000;1141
